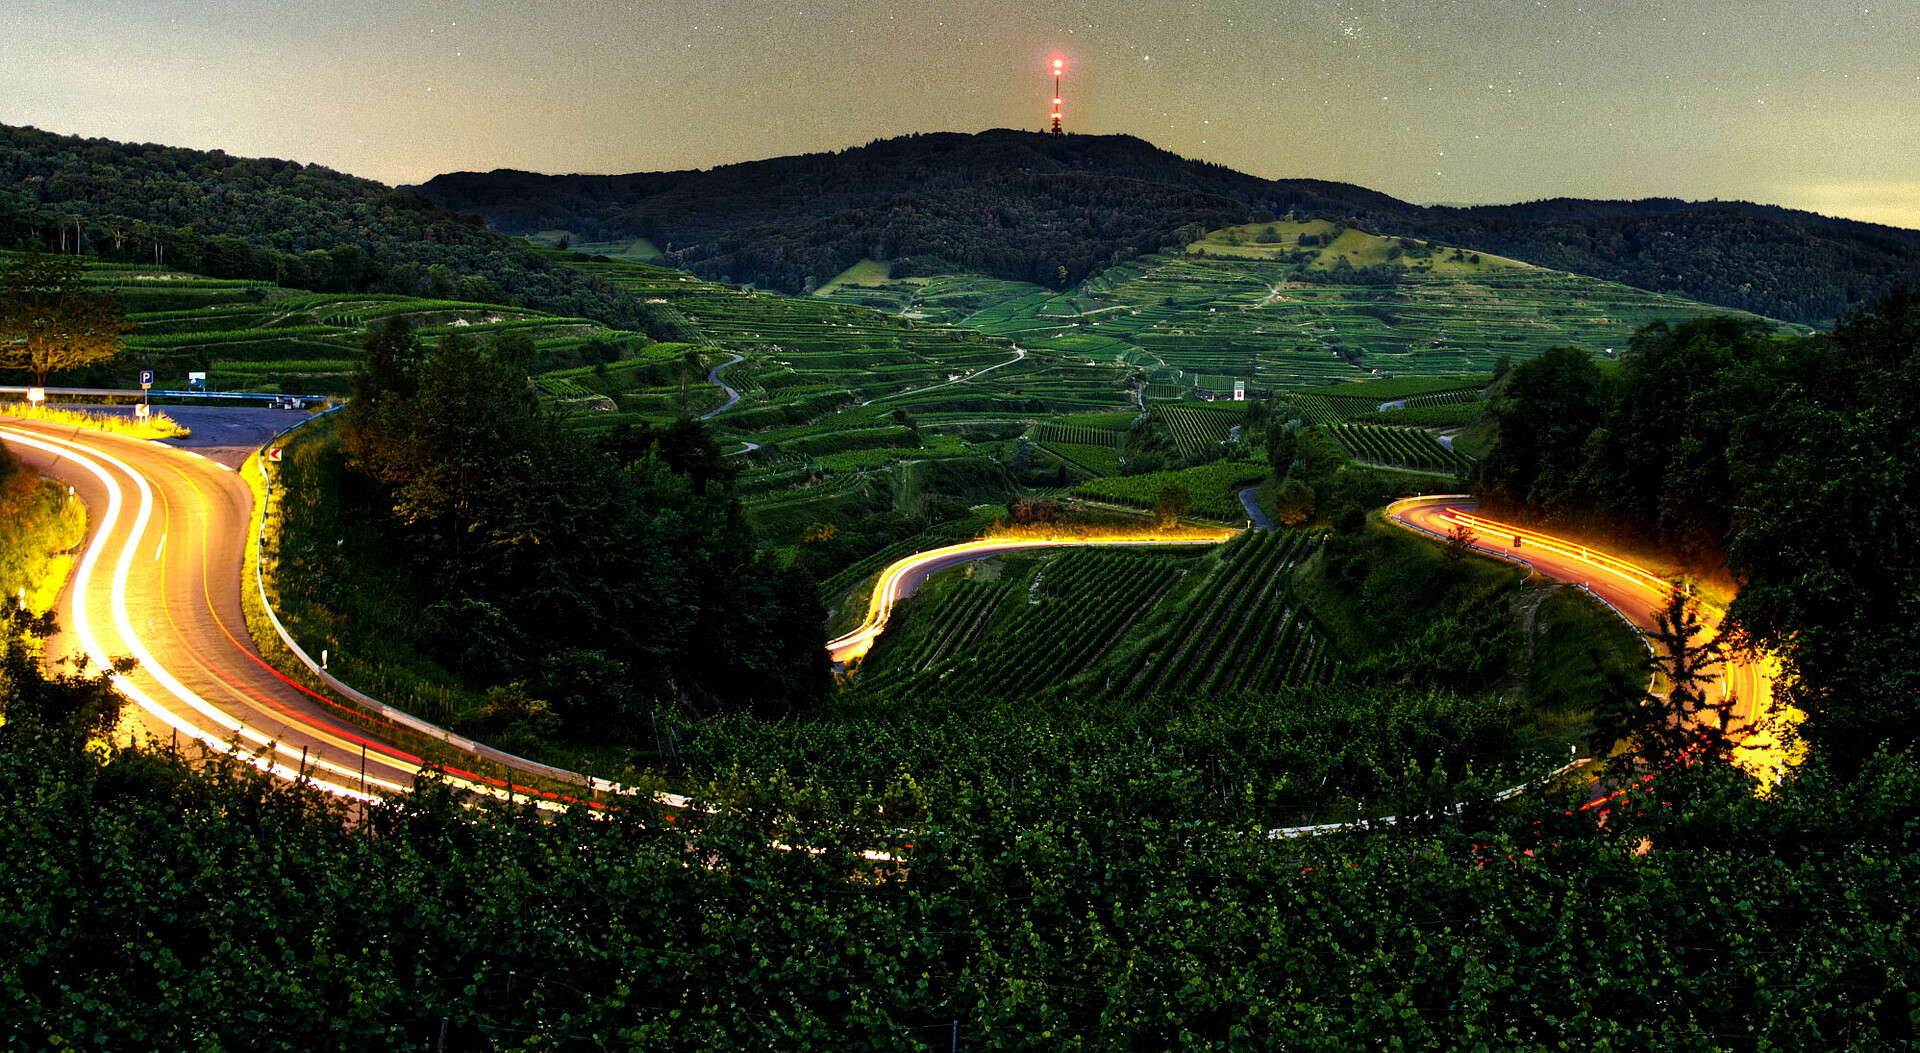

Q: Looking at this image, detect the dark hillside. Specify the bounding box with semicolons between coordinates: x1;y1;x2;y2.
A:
1411;202;1920;324
0;124;664;334
418;129;1920;323
695;174;1256;290
418;130;1407;248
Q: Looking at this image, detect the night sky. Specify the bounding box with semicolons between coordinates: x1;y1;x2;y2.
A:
5;0;1916;228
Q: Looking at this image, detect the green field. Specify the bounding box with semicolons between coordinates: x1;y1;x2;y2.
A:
26;221;1803;608
857;531;1332;697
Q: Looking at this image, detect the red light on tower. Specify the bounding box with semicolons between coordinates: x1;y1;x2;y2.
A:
1048;57;1066;137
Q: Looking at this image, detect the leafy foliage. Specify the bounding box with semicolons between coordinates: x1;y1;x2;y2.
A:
1476;295;1920;772
0;448;86;619
4;669;1919;1047
313;323;828;736
0;251;133;384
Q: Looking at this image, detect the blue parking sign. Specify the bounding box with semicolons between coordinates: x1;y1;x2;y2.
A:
139;370;154;387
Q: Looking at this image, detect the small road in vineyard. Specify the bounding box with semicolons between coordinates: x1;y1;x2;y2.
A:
861;345;1027;406
698;353;746;420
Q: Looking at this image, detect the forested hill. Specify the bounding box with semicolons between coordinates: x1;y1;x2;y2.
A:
0;124;666;335
415;130;1405;247
415;130;1411;292
1413;199;1920;325
416;129;1920;325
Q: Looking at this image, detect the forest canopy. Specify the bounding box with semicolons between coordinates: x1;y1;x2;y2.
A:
324;317;828;738
0;123;674;336
1473;290;1920;773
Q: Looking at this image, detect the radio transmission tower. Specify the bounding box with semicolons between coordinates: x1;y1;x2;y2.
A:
1048;57;1065;137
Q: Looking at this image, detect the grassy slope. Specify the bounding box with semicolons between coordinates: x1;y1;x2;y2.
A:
1290;516;1640;753
0;252;659;396
0;453;87;613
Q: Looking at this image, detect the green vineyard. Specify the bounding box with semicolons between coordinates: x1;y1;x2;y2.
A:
859;531;1329;698
1329;424;1474;474
1157;404;1249;457
1116;530;1331;698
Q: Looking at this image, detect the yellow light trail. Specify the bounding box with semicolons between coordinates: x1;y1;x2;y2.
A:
1386;497;1802;784
4;426;398;800
826;529;1236;664
2;425;588;808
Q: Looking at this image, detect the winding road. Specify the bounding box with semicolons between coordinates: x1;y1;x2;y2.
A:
861;345;1028;406
5;407;1788;800
697;353;746;420
1;414;619;807
1386;495;1790;779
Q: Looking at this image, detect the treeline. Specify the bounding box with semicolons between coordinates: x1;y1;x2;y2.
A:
321;319;827;738
1410;202;1920;325
1475;293;1920;771
0;123;671;335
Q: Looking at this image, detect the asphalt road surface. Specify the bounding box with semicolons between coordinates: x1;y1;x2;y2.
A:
1;413;582;804
698;354;745;420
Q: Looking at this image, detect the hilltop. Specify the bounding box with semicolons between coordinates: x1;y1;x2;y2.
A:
415;129;1920;325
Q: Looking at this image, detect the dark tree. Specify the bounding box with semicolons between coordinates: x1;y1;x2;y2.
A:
1475;345;1609;514
1727;290;1920;774
0;252;133;386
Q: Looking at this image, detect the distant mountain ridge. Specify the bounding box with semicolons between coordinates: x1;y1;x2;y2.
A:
416;130;1920;325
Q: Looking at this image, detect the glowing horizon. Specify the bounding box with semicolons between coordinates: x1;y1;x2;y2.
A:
3;1;1914;229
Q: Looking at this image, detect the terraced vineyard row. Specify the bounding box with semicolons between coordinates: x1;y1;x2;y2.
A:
561;252;1139;424
1032;423;1123;447
970;239;1802;396
874;580;1011;676
1037;441;1125;476
1118;530;1332;698
863;549;1186;693
82;264;661;396
1329;424;1474;474
1072;462;1269;521
1158;405;1247;457
1402;388;1483;409
1353;403;1483;428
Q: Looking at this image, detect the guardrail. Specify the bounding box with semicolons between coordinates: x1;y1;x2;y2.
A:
1267;757;1593;839
1382;495;1656;658
3;385;333;404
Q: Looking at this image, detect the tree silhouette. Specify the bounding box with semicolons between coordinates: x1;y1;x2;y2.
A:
0;253;132;386
1443;519;1477;562
1606;587;1753;772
